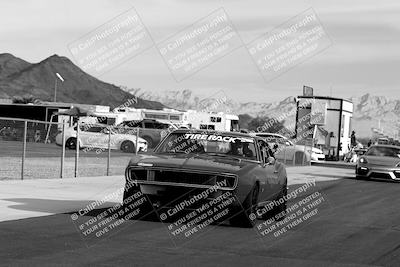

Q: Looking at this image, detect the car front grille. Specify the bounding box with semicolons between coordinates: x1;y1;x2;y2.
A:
127;167;236;189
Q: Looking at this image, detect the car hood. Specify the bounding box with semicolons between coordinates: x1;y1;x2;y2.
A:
128;153;256;174
364;156;400;167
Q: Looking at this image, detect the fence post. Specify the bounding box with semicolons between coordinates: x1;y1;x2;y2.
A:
310;138;314;166
74;119;79;178
283;144;287;165
135;127;139;155
21;121;27;180
107;128;111;176
293;144;296;166
60;121;66;178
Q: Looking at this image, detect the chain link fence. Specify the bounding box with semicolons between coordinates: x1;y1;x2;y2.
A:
0;117;313;180
0;117;151;180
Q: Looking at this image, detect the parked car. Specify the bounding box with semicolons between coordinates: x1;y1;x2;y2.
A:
255;133;325;163
55;124;147;153
117;119;177;148
377;137;390;145
123;129;288;228
356;145;400;181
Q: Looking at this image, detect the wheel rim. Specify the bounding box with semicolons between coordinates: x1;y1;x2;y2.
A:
68;139;76;148
122;142;133;152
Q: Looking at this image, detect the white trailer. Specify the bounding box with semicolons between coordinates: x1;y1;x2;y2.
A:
183;110;239;131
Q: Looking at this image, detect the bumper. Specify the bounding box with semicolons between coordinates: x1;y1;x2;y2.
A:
138;144;147;152
356;165;400;181
311;154;325;161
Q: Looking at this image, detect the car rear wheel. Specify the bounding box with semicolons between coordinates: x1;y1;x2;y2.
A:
121;140;135;153
294;151;306;165
273;185;287;221
66;137;77;149
229;184;259;228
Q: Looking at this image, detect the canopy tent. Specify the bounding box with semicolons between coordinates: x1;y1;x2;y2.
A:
55;106;96;117
45;106;96;143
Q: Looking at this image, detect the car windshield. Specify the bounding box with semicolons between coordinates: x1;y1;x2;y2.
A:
156;132;257;160
365;146;400;158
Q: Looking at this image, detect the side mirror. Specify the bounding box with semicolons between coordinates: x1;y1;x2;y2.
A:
265;156;276;165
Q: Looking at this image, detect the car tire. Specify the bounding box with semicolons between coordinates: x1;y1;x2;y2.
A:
355;175;367;180
122;182;155;221
66;137;77;149
229;183;259;228
294;151;306;165
121;140;135;153
142;136;154;148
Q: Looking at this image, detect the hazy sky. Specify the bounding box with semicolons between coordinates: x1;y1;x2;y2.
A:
1;0;400;102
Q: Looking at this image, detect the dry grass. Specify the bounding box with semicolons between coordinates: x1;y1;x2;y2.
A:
0;156;132;180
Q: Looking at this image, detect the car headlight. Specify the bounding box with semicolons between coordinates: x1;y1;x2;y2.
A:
359;157;368;163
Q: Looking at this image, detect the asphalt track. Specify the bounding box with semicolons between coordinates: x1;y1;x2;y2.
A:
1;170;399;266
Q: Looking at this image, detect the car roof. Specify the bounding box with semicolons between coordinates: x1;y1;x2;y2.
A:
369;144;400;149
254;132;285;138
81;123;108;128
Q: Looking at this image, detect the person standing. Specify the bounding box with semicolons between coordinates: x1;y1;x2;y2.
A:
351;131;357;148
367;139;372;147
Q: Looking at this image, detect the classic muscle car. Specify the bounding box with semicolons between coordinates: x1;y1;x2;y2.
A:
123;129;288;228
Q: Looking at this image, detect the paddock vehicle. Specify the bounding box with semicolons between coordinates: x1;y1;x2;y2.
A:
255;133;325;163
117;119;176;148
123;129;288;228
55;124;147;153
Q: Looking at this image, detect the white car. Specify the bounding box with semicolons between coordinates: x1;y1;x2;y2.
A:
255;133;325;163
56;124;147;153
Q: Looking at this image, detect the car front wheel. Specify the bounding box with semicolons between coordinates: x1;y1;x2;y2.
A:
122;182;155;221
229;184;259;228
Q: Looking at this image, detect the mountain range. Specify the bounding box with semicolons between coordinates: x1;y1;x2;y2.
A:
0;53;398;138
136;89;400;138
0;53;164;109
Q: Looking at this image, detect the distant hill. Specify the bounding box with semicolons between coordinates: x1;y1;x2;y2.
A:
0;53;165;109
139;89;400;138
0;53;31;79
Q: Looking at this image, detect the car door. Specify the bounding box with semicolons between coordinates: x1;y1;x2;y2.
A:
82;126;108;148
109;128;129;149
277;138;295;162
258;140;280;202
